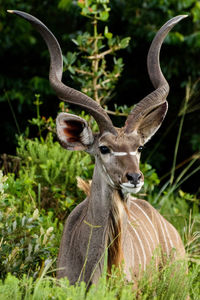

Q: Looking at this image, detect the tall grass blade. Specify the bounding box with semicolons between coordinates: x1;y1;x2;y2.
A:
170;95;188;185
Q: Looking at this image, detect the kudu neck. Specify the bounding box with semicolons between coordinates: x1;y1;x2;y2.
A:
87;161;128;272
87;161;126;226
87;163;112;223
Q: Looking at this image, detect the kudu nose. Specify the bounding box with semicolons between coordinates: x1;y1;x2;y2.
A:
126;173;142;186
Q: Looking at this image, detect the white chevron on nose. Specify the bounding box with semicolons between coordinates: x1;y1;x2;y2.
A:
113;152;127;156
129;151;137;155
112;151;137;156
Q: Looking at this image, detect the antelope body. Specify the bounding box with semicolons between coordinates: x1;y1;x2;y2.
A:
9;10;187;285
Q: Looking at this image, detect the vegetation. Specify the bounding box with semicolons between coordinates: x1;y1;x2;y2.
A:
0;260;199;300
63;0;130;108
0;0;199;299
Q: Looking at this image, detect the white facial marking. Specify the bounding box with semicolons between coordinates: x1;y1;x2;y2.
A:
98;143;138;157
113;152;127;156
112;151;137;156
130;200;160;244
129;151;137;155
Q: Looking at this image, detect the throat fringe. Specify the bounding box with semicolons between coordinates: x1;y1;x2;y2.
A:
107;190;126;273
77;177;128;273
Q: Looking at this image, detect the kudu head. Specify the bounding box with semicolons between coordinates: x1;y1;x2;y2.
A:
9;11;187;194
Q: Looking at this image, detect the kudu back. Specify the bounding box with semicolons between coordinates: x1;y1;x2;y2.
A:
9;10;187;285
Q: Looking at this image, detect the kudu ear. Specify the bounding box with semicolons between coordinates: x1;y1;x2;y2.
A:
137;102;168;144
56;113;94;151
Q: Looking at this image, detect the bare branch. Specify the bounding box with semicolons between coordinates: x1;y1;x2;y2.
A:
105;109;128;117
87;46;120;60
75;68;93;76
96;74;120;89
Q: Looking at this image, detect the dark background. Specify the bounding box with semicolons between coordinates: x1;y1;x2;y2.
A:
0;0;200;194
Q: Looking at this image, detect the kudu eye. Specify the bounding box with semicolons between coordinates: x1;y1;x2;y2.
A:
138;146;144;153
99;145;110;154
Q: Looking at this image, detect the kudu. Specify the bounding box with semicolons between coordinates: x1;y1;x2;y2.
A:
9;10;187;285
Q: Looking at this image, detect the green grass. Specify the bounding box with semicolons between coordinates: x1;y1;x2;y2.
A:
0;258;199;300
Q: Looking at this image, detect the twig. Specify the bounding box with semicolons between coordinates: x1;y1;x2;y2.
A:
105;109;128;117
161;152;200;181
75;68;93;76
4;90;21;134
96;74;120;89
92;18;100;103
88;46;120;60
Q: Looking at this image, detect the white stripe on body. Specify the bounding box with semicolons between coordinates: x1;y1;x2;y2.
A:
130;200;160;244
130;211;154;255
157;215;169;256
129;235;135;269
160;216;174;248
134;242;142;269
168;222;180;245
128;220;146;270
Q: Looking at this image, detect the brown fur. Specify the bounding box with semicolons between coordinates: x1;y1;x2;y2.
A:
77;177;91;196
107;191;125;273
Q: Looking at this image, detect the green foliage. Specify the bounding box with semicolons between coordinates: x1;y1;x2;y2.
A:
16;132;93;215
152;188;199;229
140;163;160;194
62;0;130;106
0;105;94;279
0;259;199;299
77;0;111;21
147;184;200;266
0;171;62;279
0;1;58;107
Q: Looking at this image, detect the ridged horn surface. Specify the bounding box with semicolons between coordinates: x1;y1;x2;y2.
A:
125;15;188;133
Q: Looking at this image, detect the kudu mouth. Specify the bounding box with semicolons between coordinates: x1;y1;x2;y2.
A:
120;182;144;194
101;171;144;194
101;159;144;194
120;173;144;194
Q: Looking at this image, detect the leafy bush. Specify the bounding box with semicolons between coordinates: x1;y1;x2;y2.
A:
0;171;62;279
15;131;93;218
62;0;130;107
